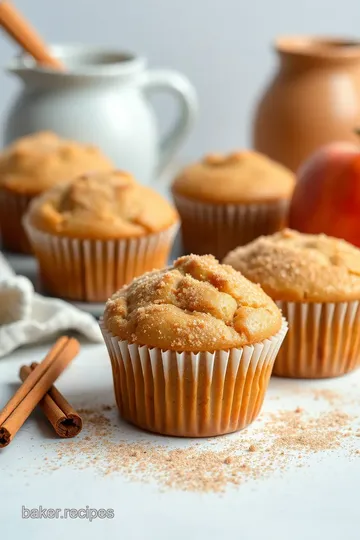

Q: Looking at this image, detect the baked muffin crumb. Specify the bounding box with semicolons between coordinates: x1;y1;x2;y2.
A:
0;131;113;195
223;229;360;302
104;254;282;351
172;150;295;204
26;170;179;239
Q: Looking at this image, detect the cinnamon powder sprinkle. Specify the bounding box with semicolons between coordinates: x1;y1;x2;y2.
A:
36;404;359;494
311;389;342;405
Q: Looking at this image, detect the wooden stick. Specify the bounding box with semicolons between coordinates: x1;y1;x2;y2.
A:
0;1;64;70
19;363;82;438
0;336;68;426
0;336;79;448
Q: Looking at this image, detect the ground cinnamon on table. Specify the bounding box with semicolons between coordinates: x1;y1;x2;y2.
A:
33;402;358;493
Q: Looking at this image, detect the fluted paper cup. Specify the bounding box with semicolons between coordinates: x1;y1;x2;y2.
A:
173;193;289;260
274;301;360;378
100;319;288;437
24;216;178;302
0;188;34;253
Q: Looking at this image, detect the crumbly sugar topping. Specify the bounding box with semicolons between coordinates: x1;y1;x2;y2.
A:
223;229;360;302
104;254;282;350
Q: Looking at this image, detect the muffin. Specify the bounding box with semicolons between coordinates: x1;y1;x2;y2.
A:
24;170;179;302
101;254;288;437
0;131;113;253
172;150;295;260
224;229;360;378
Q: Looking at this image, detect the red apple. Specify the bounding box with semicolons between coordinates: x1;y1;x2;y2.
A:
289;142;360;246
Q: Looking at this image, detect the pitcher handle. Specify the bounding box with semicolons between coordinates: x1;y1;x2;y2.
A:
139;69;197;176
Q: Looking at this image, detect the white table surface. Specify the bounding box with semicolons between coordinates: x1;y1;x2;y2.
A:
1;337;360;540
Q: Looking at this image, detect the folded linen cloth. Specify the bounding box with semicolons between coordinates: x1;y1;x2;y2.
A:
0;251;102;357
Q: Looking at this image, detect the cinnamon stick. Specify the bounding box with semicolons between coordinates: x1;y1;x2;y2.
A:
0;336;79;448
0;1;64;70
19;363;82;439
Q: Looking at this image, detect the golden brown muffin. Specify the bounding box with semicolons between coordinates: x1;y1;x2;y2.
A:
104;253;282;350
224;229;360;379
24;171;179;302
0;131;113;253
101;254;287;436
27;170;179;240
223;228;360;303
172;150;295;204
171;150;295;260
0;131;113;196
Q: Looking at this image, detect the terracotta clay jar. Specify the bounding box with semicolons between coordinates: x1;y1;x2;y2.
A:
253;36;360;172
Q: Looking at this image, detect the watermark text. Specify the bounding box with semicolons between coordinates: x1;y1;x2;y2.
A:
22;506;114;522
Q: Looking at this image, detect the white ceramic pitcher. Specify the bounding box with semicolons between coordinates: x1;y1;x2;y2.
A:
3;45;198;184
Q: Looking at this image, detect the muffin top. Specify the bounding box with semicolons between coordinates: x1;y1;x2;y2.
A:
26;170;179;239
0;131;113;195
172;150;295;204
223;229;360;302
104;254;282;351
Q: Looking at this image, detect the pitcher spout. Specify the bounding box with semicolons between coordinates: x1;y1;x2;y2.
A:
6;57;43;87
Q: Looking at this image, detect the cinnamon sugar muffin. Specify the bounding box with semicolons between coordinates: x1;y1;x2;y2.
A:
224;229;360;378
101;254;288;437
172;150;295;259
0;131;113;253
24;170;179;302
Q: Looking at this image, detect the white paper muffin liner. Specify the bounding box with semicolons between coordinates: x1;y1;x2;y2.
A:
173;193;289;260
275;300;360;378
24;217;179;302
0;189;33;253
100;319;288;437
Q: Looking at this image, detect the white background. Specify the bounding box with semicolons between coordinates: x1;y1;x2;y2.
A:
0;0;360;159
